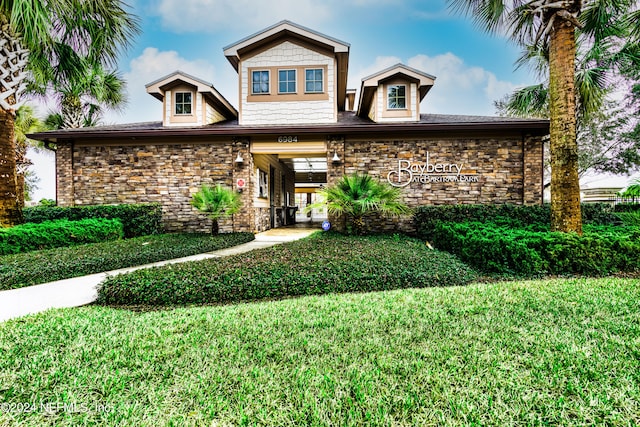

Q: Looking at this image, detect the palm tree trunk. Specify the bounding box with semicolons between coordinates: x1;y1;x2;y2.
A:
211;220;219;235
0;107;23;227
62;95;85;129
548;21;582;234
353;215;365;235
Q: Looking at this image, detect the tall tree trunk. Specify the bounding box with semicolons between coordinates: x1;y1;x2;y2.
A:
0;108;22;227
548;21;582;234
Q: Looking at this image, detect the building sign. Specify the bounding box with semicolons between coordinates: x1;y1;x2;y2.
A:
387;152;479;188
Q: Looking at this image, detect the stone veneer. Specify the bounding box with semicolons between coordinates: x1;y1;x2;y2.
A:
56;132;542;234
56;137;297;233
327;133;544;233
57;140;241;233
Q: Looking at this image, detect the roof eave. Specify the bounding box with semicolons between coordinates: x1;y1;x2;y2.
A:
28;120;550;142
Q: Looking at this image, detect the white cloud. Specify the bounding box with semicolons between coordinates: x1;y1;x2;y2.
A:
154;0;333;33
351;53;521;116
349;55;402;89
407;53;521;116
103;47;221;124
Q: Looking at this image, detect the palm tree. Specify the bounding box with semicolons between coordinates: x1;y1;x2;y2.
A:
496;2;640;122
620;178;640;199
448;0;639;234
32;63;127;129
0;1;139;227
308;173;411;235
191;184;242;235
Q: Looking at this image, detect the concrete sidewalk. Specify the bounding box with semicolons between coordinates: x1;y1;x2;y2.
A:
0;228;317;323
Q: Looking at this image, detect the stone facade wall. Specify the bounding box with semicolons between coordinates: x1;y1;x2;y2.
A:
231;137;255;232
62;140;242;233
523;134;544;204
326;135;346;231
55;132;543;234
56;142;74;206
329;133;544;234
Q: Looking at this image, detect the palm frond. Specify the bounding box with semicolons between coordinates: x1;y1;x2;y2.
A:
575;66;609;120
495;84;549;118
307;173;410;234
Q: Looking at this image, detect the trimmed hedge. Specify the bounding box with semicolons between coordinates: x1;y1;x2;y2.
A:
96;233;478;306
432;222;640;276
614;203;640;213
0;232;255;290
0;218;123;256
23;203;163;238
414;203;620;240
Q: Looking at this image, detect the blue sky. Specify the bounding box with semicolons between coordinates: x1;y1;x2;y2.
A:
27;0;578;200
109;0;535;123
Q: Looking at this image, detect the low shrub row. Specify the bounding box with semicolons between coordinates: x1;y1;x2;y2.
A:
432;222;640;276
0;232;255;290
614;202;640;212
96;233;478;306
414;203;620;240
23;203;163;238
0;218;123;256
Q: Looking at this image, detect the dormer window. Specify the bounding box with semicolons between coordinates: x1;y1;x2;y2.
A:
278;69;296;94
387;85;406;109
305;68;323;93
252;70;270;94
175;92;192;115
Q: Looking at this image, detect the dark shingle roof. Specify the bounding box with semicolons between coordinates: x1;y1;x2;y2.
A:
28;112;549;142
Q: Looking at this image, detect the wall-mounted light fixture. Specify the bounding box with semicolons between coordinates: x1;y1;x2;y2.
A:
234;152;244;164
331;150;341;163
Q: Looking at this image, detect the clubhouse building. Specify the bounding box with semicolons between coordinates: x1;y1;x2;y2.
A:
32;21;549;233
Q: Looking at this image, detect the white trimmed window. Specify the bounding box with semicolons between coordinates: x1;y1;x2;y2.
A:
305;68;323;93
258;169;268;198
252;70;270;94
387;85;406;109
278;69;296;94
175;92;192;115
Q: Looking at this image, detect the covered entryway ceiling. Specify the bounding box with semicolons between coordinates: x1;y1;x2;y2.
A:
280;156;327;184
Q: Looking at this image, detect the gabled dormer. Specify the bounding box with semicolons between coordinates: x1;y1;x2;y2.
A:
223;20;350;126
357;64;436;123
145;71;238;127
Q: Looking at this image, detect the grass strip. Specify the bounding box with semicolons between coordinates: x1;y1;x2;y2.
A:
1;278;638;425
0;232;254;291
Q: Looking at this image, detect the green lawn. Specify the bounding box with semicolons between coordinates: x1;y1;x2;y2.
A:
0;232;254;290
1;278;639;426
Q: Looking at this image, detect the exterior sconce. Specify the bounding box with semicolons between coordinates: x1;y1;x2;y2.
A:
234;151;244;164
331;150;341;163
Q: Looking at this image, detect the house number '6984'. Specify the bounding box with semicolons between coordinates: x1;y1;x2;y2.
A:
277;136;298;142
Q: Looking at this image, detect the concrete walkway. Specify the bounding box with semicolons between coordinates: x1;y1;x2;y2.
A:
0;227;318;323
